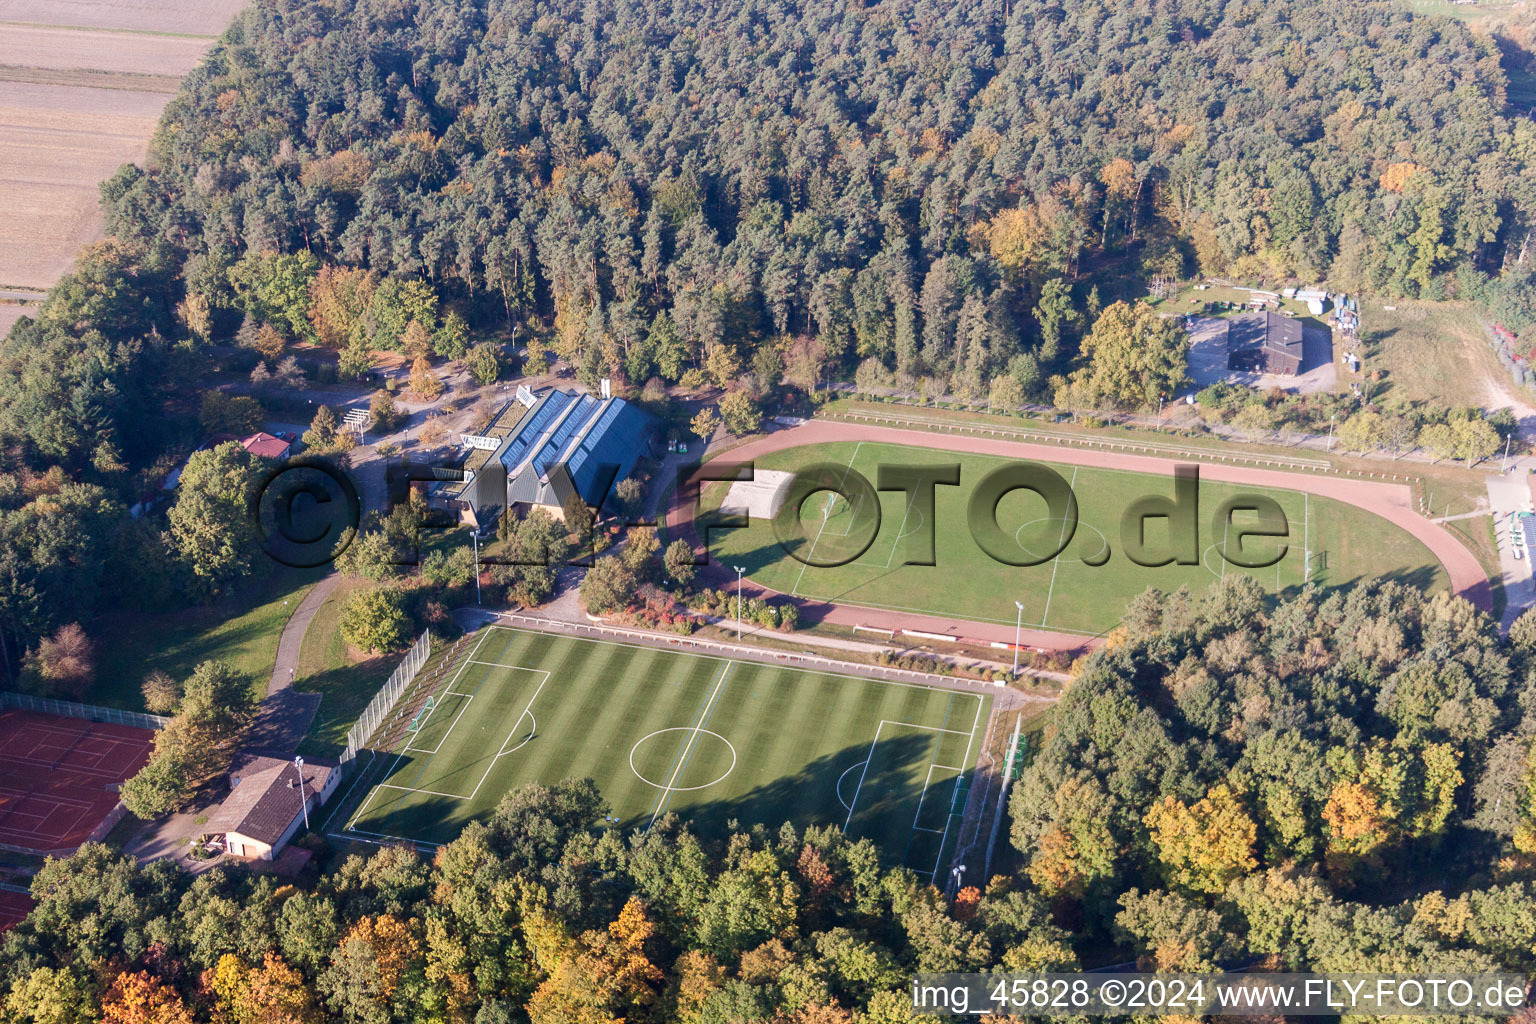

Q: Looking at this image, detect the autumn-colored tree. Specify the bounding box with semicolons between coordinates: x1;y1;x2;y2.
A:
100;971;195;1024
783;335;828;394
308;265;378;348
1452;416;1500;467
664;538;697;588
1417;421;1457;462
418;413;448;447
1098;156;1139;244
987;205;1048;280
988;374;1024;413
1379;162;1425;193
952;886;982;921
1023;778;1119;900
409;355;443;401
402;320;433;359
1144;783;1259;894
718;390;762;436
177;292;213;344
208;952;323;1024
1322;742;1460;877
667;950;726;1021
340;915;420;999
140;669;179;714
28;622;95;698
1337;410;1385;453
622;525;659;573
705;345;741;388
526;897;663;1024
1068;301;1187;410
690;406;720;439
1321;779;1390;873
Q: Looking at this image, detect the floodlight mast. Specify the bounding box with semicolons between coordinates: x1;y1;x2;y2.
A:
294;756;310;831
733;566;746;640
1013;601;1025;674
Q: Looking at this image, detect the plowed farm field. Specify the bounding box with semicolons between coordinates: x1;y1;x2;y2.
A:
0;0;245;295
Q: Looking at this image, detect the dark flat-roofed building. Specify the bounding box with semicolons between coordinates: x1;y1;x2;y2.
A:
1226;310;1305;375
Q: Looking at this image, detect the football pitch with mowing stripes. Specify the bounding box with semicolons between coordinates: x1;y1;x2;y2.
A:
338;626;991;878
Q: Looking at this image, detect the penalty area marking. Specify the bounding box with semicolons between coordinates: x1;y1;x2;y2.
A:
836;760;868;811
343;665;551;837
842;712;983;834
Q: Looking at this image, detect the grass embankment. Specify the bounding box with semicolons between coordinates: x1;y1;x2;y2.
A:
91;566;322;712
293;577;391;759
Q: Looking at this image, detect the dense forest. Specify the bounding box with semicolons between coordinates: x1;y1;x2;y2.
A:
7;578;1536;1022
27;0;1536;463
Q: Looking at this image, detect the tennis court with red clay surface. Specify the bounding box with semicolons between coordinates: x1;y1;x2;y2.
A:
0;710;154;854
0;889;34;931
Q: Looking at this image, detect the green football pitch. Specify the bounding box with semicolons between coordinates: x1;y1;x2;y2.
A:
703;441;1449;635
337;626;992;878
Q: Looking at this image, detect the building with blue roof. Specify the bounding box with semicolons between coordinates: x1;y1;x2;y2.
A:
434;388;657;527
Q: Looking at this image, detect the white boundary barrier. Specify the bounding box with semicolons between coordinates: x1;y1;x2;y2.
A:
495;612;1038;697
338;631;432;769
0;692;169;731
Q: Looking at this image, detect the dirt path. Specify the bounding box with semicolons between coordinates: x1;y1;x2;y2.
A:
667;420;1492;651
1462;327;1536;440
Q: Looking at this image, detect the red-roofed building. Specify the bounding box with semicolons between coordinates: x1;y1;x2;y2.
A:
239;432;292;459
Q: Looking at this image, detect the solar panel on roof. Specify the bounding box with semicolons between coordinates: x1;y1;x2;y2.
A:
500;391;573;471
532;397;600;478
567;401;627;477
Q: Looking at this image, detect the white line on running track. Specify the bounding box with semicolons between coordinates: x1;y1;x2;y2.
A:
1038;466;1079;628
791;441;863;597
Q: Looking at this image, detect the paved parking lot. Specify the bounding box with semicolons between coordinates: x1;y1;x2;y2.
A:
1486;469;1535;629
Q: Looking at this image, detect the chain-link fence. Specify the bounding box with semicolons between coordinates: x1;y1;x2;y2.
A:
339;631;431;769
0;692;170;731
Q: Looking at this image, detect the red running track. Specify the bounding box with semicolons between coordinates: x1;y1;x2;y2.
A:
666;421;1491;654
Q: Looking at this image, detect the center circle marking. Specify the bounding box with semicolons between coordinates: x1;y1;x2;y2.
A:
629;727;738;792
